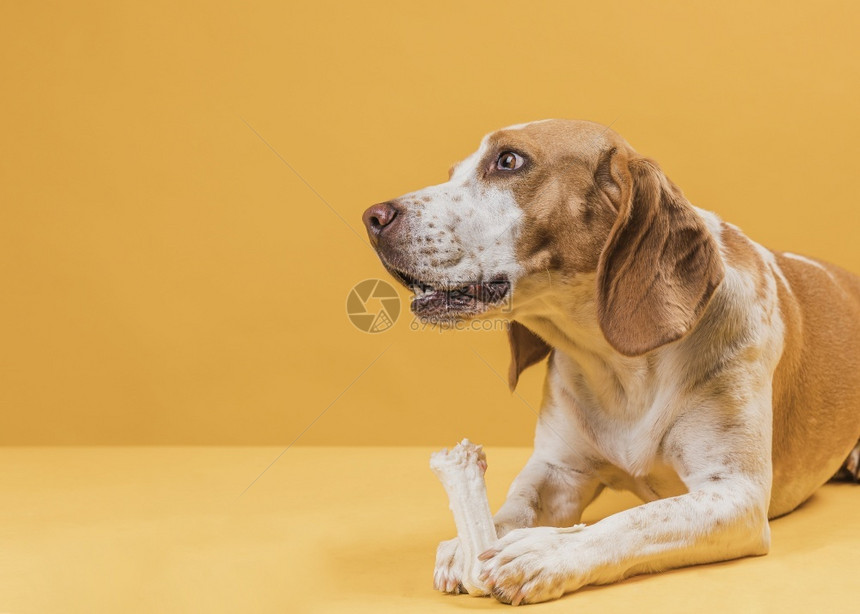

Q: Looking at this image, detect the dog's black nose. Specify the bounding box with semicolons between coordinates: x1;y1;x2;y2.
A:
362;201;399;243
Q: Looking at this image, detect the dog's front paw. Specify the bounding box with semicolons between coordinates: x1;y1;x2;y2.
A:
478;526;587;605
434;537;467;594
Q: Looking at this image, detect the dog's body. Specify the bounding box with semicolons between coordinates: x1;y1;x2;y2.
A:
362;120;860;604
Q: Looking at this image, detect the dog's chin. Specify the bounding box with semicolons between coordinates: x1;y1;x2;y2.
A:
382;264;511;322
411;281;511;322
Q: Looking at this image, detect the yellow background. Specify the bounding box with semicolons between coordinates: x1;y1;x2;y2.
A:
3;1;859;445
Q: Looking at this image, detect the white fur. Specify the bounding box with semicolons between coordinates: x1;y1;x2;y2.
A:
398;136;524;289
695;206;724;246
783;252;826;271
502;119;555;132
753;239;795;298
783;252;836;282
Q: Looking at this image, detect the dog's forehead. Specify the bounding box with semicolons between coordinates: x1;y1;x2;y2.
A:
450;119;625;181
494;119;622;157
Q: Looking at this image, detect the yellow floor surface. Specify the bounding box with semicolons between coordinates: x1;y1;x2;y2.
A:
0;446;857;613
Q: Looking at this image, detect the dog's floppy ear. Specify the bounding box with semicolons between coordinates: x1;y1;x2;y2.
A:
507;321;551;391
596;152;724;356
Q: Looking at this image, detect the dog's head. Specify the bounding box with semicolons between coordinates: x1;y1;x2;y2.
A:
362;119;723;383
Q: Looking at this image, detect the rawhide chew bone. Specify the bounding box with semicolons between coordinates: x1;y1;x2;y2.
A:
430;438;497;596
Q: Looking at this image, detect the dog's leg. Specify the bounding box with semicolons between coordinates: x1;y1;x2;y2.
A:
479;401;774;605
480;477;771;605
495;395;605;537
493;452;603;537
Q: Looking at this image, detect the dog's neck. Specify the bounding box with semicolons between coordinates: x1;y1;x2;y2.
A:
510;272;604;355
509;272;651;403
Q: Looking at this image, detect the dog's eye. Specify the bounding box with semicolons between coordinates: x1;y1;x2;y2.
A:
496;151;524;171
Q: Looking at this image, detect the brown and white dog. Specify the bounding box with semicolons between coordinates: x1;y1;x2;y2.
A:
362;119;860;605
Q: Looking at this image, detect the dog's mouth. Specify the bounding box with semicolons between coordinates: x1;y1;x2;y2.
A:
384;265;511;320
